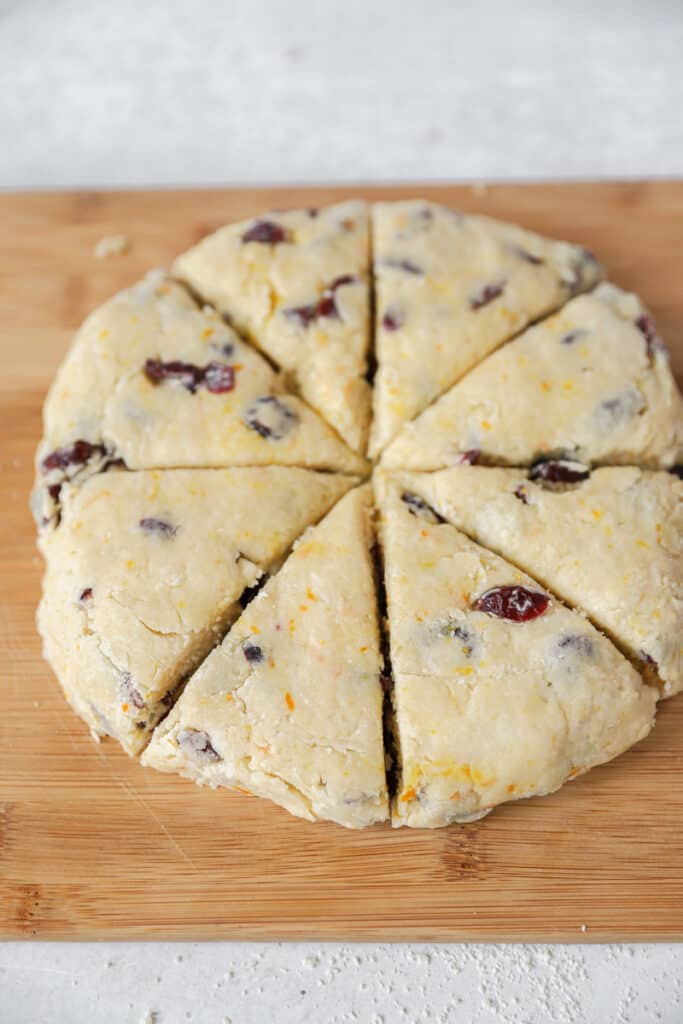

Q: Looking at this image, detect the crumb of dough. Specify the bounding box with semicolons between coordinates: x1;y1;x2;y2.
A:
94;234;129;259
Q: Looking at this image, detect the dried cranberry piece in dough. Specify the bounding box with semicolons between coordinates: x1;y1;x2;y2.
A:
242;220;289;244
42;439;106;474
177;727;221;762
243;396;298;440
469;281;506;311
472;585;549;623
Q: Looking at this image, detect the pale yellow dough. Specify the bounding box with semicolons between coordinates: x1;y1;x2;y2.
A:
38;468;355;755
143;486;389;828
399;465;683;698
375;475;655;828
370;200;603;457
33;272;366;530
382;283;683;470
173;201;371;453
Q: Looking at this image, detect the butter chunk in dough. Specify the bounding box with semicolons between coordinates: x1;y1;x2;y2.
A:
33;272;366;531
143;485;389;828
38;468;355;756
375;477;655;828
403;465;683;698
173;201;371;453
382;283;683;470
370;200;603;457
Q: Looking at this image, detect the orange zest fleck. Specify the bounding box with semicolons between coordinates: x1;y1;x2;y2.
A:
400;787;417;802
121;703;129;713
285;691;295;711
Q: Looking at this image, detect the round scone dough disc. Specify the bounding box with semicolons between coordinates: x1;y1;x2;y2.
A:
374;474;655;828
381;283;683;471
398;465;683;698
38;467;356;755
143;485;389;829
33;273;367;531
370;200;603;457
173;201;372;454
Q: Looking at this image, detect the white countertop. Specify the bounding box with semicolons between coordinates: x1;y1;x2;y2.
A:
2;1;683;1021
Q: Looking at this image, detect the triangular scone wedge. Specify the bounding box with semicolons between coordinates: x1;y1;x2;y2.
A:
375;476;655;828
400;465;683;698
382;283;683;470
38;468;354;756
143;485;389;828
33;272;366;531
173;201;371;454
369;200;603;457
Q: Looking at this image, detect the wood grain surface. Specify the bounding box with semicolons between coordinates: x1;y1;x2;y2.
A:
1;181;683;941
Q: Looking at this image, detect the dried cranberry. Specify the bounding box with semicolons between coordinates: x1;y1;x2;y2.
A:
559;328;589;345
42;439;106;474
48;482;62;502
203;361;236;394
565;249;598;294
242;220;288;245
442;622;474;651
284;275;356;328
558;634;594;657
244;396;297;440
329;274;357;291
144;358;203;393
457;449;480;466
382;307;403;331
120;673;145;710
511;245;544;266
285;302;318;327
381;258;423;275
400;492;444;524
243;640;264;663
139;517;178;538
177;728;221;762
598;389;644;425
470;281;506;311
316;293;339;319
514;484;529;504
472;585;549;622
635;313;663;357
144;358;235;395
79;587;93;604
529;460;590;486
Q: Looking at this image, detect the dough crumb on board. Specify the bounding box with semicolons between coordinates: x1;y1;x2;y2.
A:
94;233;129;259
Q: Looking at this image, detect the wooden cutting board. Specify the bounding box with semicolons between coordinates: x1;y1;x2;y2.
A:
2;181;683;941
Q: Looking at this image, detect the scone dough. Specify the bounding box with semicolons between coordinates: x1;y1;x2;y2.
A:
375;475;655;827
370;200;603;457
174;201;371;453
38;468;355;754
382;283;683;470
33;272;366;530
143;485;389;828
401;465;683;698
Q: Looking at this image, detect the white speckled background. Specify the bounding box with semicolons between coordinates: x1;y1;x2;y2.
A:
2;0;683;1021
